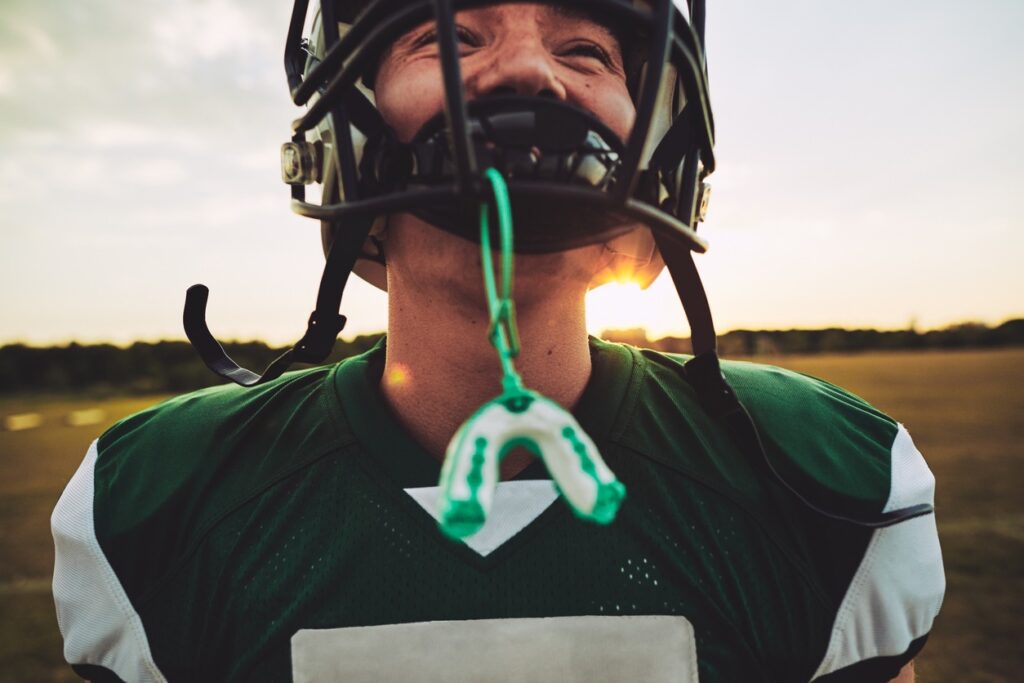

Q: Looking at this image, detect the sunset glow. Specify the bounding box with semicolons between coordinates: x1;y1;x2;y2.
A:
586;280;676;338
0;1;1021;345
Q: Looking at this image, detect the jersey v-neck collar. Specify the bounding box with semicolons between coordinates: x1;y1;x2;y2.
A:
329;335;640;490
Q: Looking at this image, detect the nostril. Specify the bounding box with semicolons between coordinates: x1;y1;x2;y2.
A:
537;88;558;99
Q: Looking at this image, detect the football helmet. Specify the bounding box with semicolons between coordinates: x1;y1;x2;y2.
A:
185;0;717;384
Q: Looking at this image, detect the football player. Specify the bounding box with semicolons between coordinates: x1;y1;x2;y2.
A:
52;1;944;681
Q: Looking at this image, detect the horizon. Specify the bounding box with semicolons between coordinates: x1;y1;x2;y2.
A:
3;314;1019;350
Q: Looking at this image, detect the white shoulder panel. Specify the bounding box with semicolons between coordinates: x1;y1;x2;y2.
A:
51;440;168;683
811;425;945;679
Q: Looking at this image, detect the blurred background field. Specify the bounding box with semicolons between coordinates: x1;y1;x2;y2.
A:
1;347;1021;683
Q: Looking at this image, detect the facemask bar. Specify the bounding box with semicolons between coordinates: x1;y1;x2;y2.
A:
435;0;478;195
614;0;673;201
321;0;363;207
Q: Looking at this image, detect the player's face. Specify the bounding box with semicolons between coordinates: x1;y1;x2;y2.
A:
375;3;635;143
373;4;640;303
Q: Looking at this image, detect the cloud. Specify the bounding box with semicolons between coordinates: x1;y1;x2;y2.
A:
134;158;188;186
151;0;277;70
0;0;289;143
61;156;107;190
74;120;202;151
2;15;60;61
0;0;294;219
125;193;283;231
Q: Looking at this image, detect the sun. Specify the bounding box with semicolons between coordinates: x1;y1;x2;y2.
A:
585;274;690;340
585;279;654;337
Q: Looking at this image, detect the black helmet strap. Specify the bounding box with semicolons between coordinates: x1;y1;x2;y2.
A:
183;215;371;387
656;230;935;528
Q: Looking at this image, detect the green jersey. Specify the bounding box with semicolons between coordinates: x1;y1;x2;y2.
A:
52;337;943;682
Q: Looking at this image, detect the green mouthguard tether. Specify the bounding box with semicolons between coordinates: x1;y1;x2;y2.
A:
437;168;626;539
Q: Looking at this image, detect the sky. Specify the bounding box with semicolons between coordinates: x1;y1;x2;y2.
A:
0;0;1021;346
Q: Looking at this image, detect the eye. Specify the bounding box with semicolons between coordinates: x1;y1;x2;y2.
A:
560;42;613;66
411;25;481;50
454;26;481;47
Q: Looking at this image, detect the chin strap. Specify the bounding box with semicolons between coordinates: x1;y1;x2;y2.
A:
437;169;626;539
653;231;934;528
183;217;372;387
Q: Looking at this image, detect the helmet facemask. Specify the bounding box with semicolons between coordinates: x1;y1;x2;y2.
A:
295;0;714;265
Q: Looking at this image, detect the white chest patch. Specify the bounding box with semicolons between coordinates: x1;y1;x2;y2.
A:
292;615;699;682
404;480;559;556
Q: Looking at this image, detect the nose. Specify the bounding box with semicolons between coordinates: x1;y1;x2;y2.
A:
466;34;567;100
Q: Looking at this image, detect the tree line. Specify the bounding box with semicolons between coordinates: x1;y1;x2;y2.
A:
0;335;383;395
1;320;1021;395
603;319;1024;356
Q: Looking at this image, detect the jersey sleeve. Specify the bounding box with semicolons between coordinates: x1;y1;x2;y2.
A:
51;367;340;682
712;358;945;679
51;440;168;683
809;424;945;681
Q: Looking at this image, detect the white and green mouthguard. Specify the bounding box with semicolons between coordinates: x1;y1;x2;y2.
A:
436;169;626;540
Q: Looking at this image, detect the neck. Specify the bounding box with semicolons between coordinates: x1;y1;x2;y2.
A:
381;277;592;479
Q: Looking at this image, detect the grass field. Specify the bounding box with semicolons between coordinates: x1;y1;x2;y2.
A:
1;348;1021;682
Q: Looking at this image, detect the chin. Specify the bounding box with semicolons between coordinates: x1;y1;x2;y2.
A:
389;215;602;298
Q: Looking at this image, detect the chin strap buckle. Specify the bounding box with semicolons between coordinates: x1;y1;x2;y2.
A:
695;181;712;223
281;140;323;185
